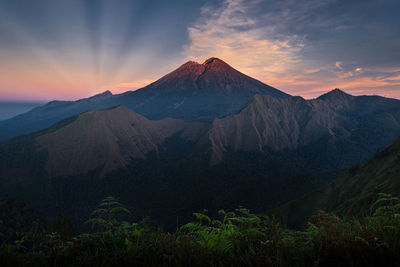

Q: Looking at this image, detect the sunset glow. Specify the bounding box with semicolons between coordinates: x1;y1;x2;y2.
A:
0;0;399;101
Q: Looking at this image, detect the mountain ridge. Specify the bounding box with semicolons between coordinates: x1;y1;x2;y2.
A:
208;91;400;165
36;106;188;177
1;90;400;229
137;57;289;96
0;57;289;141
3;89;400;178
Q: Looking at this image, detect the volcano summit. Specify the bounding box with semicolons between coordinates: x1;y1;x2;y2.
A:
0;58;289;141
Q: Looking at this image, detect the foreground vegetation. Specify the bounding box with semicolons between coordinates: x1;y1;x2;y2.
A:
1;194;400;267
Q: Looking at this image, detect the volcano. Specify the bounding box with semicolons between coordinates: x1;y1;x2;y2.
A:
0;57;289;141
140;57;288;96
116;57;289;120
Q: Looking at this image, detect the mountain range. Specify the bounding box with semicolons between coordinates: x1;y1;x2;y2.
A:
0;58;288;142
0;57;400;229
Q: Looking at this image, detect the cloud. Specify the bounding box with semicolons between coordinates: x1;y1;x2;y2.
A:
184;0;303;81
183;0;400;99
283;65;400;98
1;0;398;101
335;61;343;70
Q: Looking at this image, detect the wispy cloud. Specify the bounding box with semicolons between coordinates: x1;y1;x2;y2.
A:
283;64;400;98
184;0;303;81
0;0;398;101
184;0;400;99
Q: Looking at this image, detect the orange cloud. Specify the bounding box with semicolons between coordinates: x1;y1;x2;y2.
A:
184;0;302;82
272;68;400;99
182;0;400;100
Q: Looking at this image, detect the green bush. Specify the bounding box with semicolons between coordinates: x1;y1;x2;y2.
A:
1;194;400;266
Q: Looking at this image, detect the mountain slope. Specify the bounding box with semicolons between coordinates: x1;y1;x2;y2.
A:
36;106;187;177
0;91;116;142
142;57;287;96
208;89;400;168
0;58;288;142
209;95;338;163
120;58;289;121
273;137;400;228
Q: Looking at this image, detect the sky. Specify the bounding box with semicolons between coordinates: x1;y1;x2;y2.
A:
0;0;399;101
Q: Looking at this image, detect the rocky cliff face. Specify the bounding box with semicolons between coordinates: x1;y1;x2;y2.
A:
208;95;339;163
4;89;400;178
208;89;400;164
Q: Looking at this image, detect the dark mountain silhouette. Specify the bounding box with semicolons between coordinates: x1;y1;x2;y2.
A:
0;91;116;143
0;57;288;142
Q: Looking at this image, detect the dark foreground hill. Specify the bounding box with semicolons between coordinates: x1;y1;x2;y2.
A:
274;137;400;228
1;89;400;230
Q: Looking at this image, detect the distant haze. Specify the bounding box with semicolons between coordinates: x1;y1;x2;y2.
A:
0;102;44;121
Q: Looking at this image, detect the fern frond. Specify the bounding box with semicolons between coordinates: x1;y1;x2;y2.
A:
193;212;211;225
110;206;131;214
84;218;107;226
98;201;123;207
